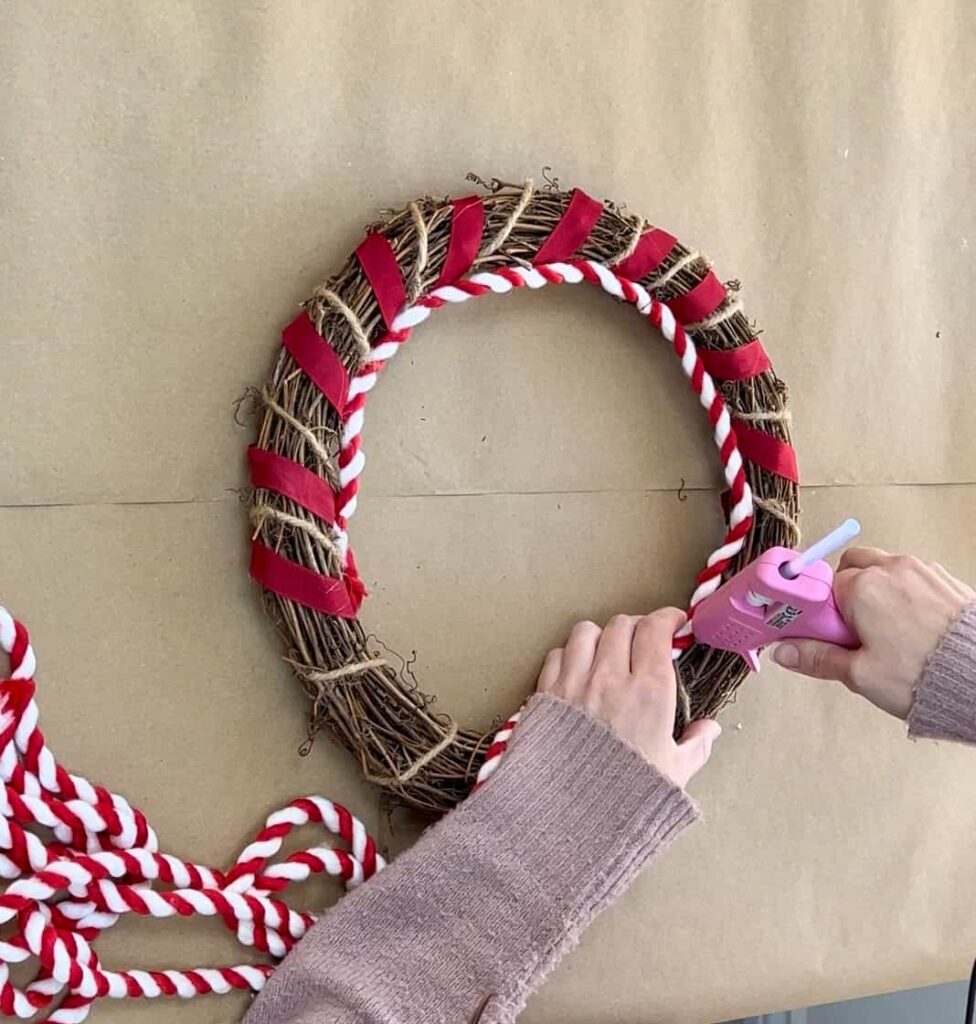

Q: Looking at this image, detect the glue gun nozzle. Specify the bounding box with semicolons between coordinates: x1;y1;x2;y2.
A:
742;650;762;674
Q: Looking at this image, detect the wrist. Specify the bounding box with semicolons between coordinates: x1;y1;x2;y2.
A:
466;694;700;854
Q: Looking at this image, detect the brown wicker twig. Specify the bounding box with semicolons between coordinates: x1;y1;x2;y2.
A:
251;180;799;815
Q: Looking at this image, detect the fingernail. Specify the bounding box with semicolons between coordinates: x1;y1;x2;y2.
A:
772;643;799;668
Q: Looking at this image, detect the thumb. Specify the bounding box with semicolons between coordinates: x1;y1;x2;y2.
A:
671;719;721;786
772;639;855;684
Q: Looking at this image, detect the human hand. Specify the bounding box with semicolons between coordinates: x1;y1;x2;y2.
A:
536;609;721;788
772;548;975;718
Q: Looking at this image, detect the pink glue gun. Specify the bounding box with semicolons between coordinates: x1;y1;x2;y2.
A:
692;518;861;673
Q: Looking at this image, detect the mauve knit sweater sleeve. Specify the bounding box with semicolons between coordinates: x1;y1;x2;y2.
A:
242;693;699;1024
908;602;976;744
244;606;976;1024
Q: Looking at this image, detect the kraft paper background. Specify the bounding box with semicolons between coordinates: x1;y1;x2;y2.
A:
2;2;974;1021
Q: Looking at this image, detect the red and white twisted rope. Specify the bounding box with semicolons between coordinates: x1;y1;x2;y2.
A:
328;259;755;782
0;607;395;1021
334;259;753;626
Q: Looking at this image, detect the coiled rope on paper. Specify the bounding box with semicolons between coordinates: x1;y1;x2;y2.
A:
0;606;545;1019
0;607;391;1020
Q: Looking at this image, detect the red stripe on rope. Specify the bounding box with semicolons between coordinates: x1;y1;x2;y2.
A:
533;189;604;264
613;228;677;281
484;740;507;760
335;803;353;844
248;447;337;525
731;419;799;483
249;541;356;618
361;834;377;877
11;621;29;674
356;233;406;330
667;271;727;324
282;313;349;415
434;196;485;287
698;339;771;381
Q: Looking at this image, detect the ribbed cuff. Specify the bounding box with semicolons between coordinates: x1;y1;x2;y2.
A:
908;602;976;744
467;694;700;862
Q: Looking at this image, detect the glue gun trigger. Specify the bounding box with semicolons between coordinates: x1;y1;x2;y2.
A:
742;650;762;674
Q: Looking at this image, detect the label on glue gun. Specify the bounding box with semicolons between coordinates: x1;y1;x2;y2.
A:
766;604;804;630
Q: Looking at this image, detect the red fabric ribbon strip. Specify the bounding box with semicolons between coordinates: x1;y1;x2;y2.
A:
533;189;604;264
435;196;485;287
249;540;356;618
282;313;350;415
698;339;772;381
731;419;799;483
356;233;406;330
248;446;337;525
612;228;677;281
667;271;727;325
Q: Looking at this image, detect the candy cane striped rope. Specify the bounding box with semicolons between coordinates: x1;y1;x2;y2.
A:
0;606;402;1022
0;605;523;1020
326;259;754;789
331;259;755;653
472;712;521;792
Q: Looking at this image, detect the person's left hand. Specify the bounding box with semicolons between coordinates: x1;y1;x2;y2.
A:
536;609;721;788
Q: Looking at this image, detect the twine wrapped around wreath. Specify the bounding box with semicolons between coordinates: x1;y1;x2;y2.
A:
250;177;799;815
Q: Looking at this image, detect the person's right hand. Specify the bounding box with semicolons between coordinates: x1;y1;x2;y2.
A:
772;548;975;718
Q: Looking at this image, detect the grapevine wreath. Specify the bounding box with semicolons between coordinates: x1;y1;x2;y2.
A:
248;176;800;815
0;177;799;1019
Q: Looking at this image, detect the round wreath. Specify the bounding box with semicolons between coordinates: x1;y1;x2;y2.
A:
249;177;799;814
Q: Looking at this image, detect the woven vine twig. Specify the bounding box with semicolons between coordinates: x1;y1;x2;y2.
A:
252;181;799;815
